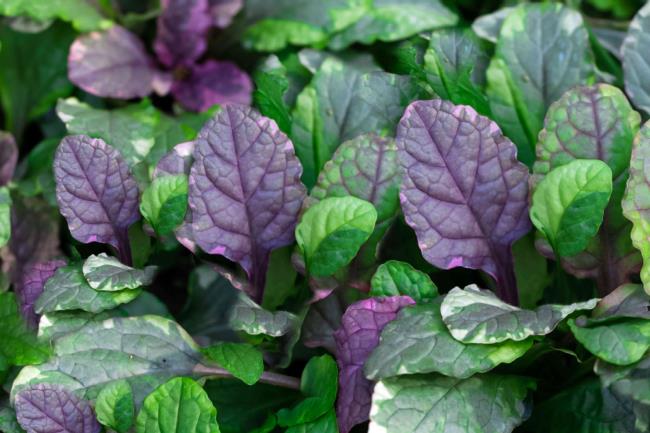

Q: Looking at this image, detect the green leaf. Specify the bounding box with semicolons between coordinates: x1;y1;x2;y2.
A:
82;253;157;292
623;121;650;295
440;285;599;343
423;27;491;116
365;300;532;380
285;410;337;433
569;317;650;365
136;377;220;433
0;186;11;248
0;0;111;32
242;0;364;52
205;379;300;433
277;354;338;427
57;97;159;168
37;310;116;341
253;56;292;133
0;23;74;141
296;196;377;277
623;2;650;115
0;292;51;366
328;0;458;49
512;234;549;309
11;315;202;405
0;406;25;433
369;374;535;433
202;343;263;386
229;293;297;337
139;175;189;237
291;58;422;187
591;284;650;323
531;159;613;257
36;263;142;314
486;3;595;166
16;138;58;204
370;260;438;302
523;379;638;433
472;7;514;43
96;380;135;433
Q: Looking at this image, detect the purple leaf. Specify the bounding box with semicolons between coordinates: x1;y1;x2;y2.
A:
68;26;171;99
172;60;253;112
209;0;243;28
54;135;140;264
0;131;17;186
3;197;61;283
154;0;212;68
17;260;67;328
334;296;415;433
188;105;306;301
15;384;101;433
396;99;531;304
154;141;196;251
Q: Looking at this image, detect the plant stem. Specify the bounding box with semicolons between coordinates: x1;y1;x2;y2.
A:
193;364;301;390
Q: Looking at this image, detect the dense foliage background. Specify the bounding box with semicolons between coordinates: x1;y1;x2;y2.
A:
1;0;650;432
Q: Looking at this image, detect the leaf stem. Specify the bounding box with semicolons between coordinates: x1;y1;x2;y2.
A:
193;364;301;390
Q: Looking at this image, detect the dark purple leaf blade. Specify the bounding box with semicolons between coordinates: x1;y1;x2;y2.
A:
334;296;415;433
188;105;306;301
15;384;101;433
396;99;531;304
0;131;17;186
154;0;212;68
172;60;253;112
17;260;67;328
68;26;171;99
54;135;140;264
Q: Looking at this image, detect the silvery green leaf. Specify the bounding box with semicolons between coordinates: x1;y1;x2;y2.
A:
471;7;515;43
37;311;117;341
35;264;141;314
229;293;297;337
623;2;650;115
82;253;157;292
441;285;599;343
368;374;534;433
365;300;532;380
11;315;202;406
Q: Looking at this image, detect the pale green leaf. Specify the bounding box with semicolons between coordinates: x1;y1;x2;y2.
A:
140;175;189;237
82;253;157;292
229;293;297;337
569;317;650;365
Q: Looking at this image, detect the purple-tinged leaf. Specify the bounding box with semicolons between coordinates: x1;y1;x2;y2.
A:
209;0;243;28
68;26;171;99
15;384;101;433
303;290;352;353
189;105;306;301
154;141;196;251
17;260;66;329
396;99;531;304
0;131;17;186
172;60;253;112
334;296;415;433
2;197;60;283
154;0;212;68
54;135;140;264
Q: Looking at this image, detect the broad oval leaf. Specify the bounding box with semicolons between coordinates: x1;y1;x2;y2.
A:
189;105;306;299
370;260;437;302
333;296;414;433
202;343;263;386
15;384;101;433
623;2;650;115
17;260;67;328
623;121;650;295
365;300;532;380
140;175;189;237
95;380;135;433
569;317;650;366
11;315;202;405
397;99;530;303
530;159;613;257
441;285;599;343
36;264;141;314
154;0;211;68
135;377;219;433
368;374;535;433
54;135;140;263
486;3;595;165
68;26;169;99
0;131;17;186
82;253;157;292
306;134;400;226
295;196;377;277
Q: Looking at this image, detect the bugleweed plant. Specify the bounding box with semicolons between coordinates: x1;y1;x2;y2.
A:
1;0;650;432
